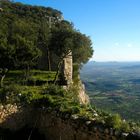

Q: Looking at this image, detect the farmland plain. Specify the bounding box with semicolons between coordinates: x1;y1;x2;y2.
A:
80;62;140;121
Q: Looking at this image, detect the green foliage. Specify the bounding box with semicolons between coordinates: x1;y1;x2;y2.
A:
27;70;56;85
0;84;22;103
14;35;41;68
0;0;93;87
50;21;74;58
1;0;62;22
0;1;93;71
50;21;93;66
120;121;131;132
0;40;15;69
37;21;52;70
3;0;139;134
4;70;56;86
73;63;80;84
72;32;93;65
0;78;139;132
42;84;65;96
105;114;122;129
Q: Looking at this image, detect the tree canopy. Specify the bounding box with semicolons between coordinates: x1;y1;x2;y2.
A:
0;0;93;73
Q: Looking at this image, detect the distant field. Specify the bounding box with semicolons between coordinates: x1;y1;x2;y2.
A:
80;61;140;121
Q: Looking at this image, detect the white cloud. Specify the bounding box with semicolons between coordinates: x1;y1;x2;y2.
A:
127;43;133;48
114;42;133;48
114;42;119;47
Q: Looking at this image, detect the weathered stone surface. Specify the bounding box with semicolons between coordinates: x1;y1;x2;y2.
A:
61;51;73;85
77;81;90;105
0;104;36;130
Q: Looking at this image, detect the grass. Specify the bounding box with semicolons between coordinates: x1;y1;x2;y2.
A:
30;70;56;81
4;70;56;86
0;69;140;133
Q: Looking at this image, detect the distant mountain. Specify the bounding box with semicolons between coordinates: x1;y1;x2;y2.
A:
121;65;140;69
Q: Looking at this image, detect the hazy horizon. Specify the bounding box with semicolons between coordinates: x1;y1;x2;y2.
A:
89;60;140;63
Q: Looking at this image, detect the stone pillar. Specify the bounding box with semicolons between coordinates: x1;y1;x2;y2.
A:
62;51;73;85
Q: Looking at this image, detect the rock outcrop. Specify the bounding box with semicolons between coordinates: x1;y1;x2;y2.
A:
0;104;35;131
77;81;89;105
61;51;73;85
0;104;139;140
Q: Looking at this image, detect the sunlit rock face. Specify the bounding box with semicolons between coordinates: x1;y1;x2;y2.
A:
61;51;73;85
77;81;89;105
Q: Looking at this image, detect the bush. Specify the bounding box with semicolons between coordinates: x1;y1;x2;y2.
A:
0;84;37;104
59;100;81;114
73;63;80;84
121;121;131;132
31;94;54;107
105;114;122;129
0;84;22;104
42;84;65;96
65;86;80;103
26;70;56;86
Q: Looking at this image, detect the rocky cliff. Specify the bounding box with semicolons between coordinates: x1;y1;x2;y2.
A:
0;104;123;140
0;98;139;140
77;81;89;105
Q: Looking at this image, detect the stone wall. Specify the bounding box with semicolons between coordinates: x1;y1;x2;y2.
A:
61;51;73;85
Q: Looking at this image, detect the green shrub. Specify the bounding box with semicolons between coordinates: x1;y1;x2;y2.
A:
42;84;65;96
65;86;80;103
73;63;80;84
0;84;22;104
31;94;54;107
0;84;38;104
120;121;131;132
105;114;122;129
59;100;81;114
23;71;56;86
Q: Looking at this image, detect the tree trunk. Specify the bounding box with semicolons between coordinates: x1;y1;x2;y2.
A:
47;48;51;71
0;68;8;88
0;75;5;88
24;65;30;85
53;60;63;85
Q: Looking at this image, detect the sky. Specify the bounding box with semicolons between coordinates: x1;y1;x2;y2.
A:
14;0;140;62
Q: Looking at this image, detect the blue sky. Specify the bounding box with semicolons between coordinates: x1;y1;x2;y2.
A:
14;0;140;61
